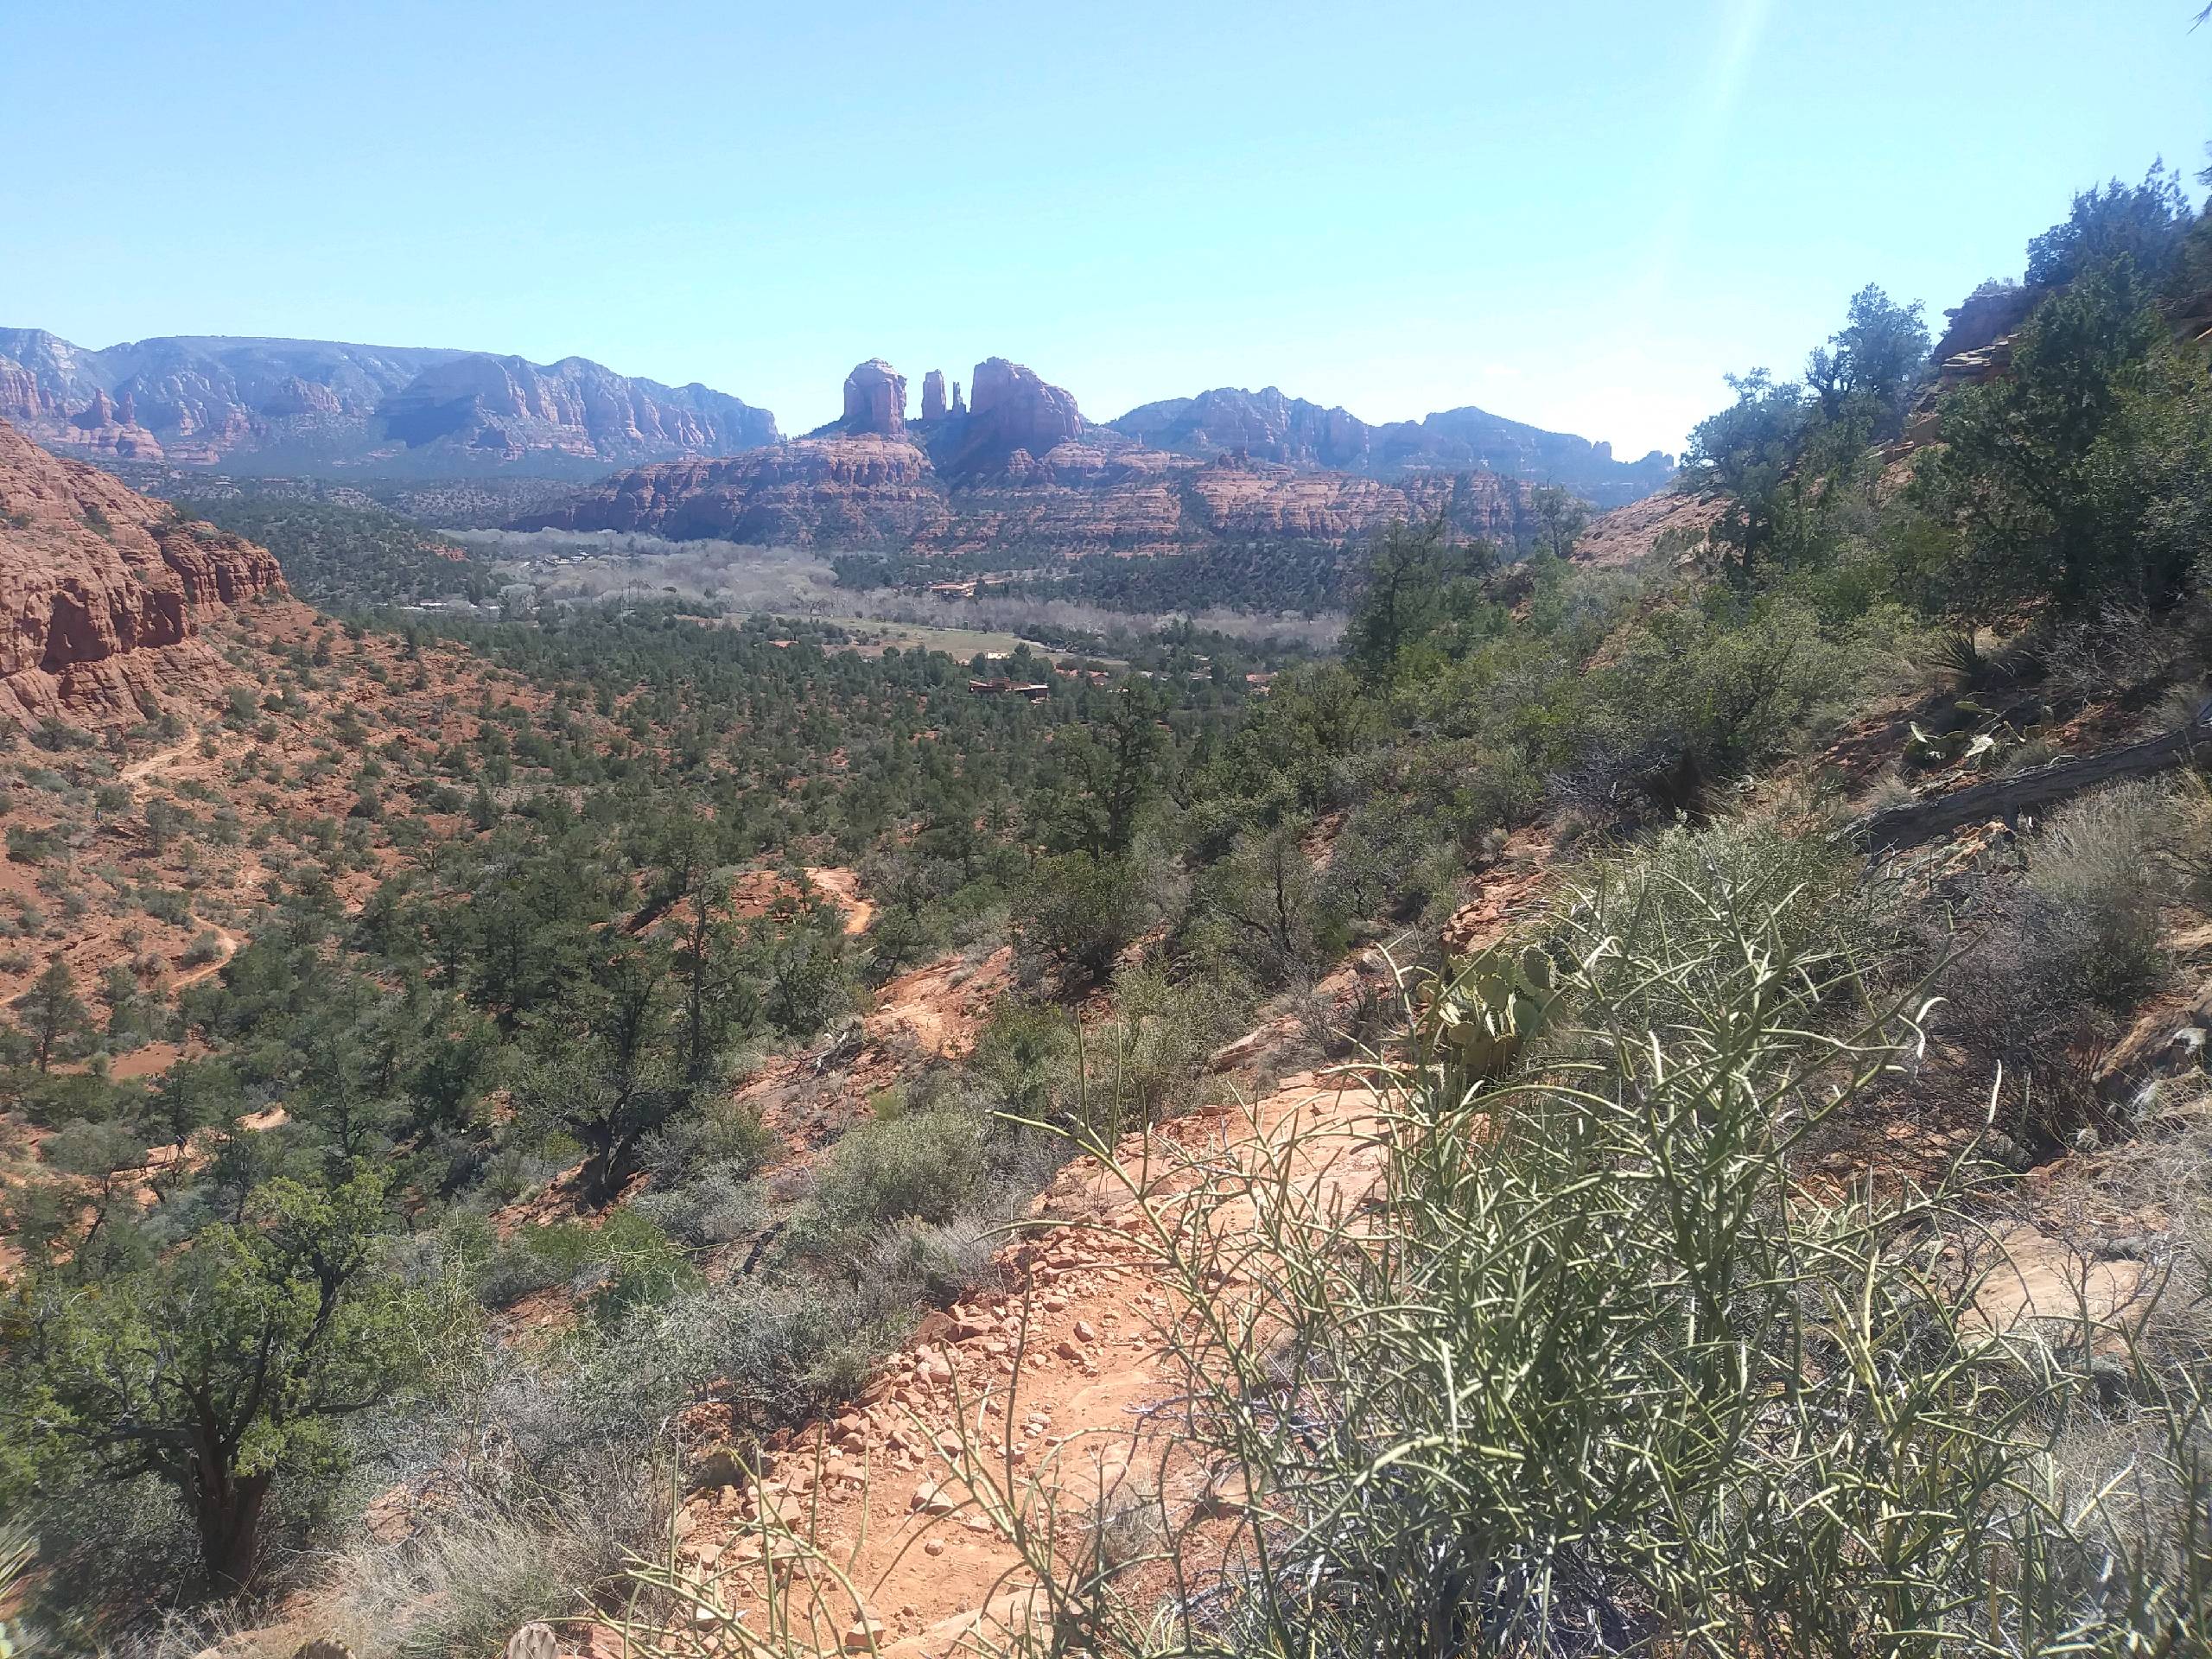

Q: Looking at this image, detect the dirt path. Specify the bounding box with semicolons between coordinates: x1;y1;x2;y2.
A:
806;866;876;937
117;736;200;787
175;921;245;988
664;1069;1388;1657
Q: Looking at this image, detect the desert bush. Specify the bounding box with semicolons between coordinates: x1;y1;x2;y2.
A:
1932;779;2197;1148
340;1477;664;1659
864;1212;1001;1306
631;1162;766;1248
972;969;1236;1147
2040;603;2186;709
636;1097;775;1187
476;1219;607;1307
1017;850;1151;983
974;821;2212;1656
781;1104;990;1274
8;1471;202;1650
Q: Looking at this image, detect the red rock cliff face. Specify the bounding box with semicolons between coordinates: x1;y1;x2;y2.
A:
518;435;950;546
958;358;1085;468
0;417;285;726
514;357;1533;554
842;360;907;437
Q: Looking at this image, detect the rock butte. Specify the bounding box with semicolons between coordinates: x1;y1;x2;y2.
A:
518;355;1535;554
842;359;907;438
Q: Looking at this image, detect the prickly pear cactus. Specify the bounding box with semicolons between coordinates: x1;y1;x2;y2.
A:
505;1624;560;1659
1422;941;1561;1098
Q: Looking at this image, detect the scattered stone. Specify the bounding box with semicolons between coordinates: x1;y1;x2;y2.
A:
911;1480;957;1516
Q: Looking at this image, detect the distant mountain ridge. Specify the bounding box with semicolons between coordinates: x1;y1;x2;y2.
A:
2;327;1674;516
0;329;780;480
1109;386;1674;508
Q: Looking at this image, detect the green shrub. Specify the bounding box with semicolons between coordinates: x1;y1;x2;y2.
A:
783;1105;989;1274
1931;779;2195;1150
631;1164;764;1249
1011;821;2212;1655
1018;850;1148;982
477;1220;604;1307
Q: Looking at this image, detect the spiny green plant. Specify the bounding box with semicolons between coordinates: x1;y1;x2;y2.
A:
947;823;2211;1657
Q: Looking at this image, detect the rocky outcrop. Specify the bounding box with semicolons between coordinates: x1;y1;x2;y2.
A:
950;379;966;417
0;417;285;725
1895;282;2056;449
516;435;949;545
1573;490;1724;569
0;329;779;480
377;353;778;466
520;432;1524;555
920;370;949;423
1113;386;1373;472
1111;387;1674;508
957;359;1084;472
64;387;166;461
1929;282;2049;365
842;359;907;436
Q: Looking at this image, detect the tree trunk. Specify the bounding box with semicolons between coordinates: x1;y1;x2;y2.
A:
1856;721;2209;852
190;1459;271;1594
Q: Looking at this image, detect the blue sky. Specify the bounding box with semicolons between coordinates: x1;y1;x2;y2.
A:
2;1;2204;458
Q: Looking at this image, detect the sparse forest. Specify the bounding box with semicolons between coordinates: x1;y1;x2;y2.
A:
3;151;2212;1659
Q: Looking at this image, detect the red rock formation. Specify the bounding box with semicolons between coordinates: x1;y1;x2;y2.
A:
1111;386;1674;509
920;370;949;423
950;379;966;417
259;375;344;417
958;359;1084;470
61;387;165;461
842;360;908;437
0;418;284;725
1929;281;2048;365
516;435;948;546
1573;490;1722;569
516;359;1533;555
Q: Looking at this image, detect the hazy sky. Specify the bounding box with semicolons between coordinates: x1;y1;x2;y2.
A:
3;2;2204;458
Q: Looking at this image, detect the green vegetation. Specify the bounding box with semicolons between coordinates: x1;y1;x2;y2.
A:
1002;820;2212;1655
177;497;498;609
5;150;2212;1653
